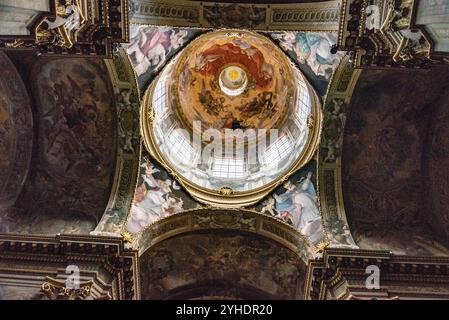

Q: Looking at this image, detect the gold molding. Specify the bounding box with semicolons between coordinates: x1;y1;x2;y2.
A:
0;233;140;300
130;0;341;32
317;55;361;249
93;48;142;235
133;207;318;263
1;0;130;57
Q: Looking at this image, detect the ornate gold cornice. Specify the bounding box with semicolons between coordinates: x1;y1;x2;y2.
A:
130;0;341;32
0;0;130;57
337;0;449;68
0;234;140;300
131;208;319;263
39;277;112;300
305;247;449;300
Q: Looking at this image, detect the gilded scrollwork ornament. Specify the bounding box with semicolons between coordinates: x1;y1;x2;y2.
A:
40;278;96;300
0;0;130;57
129;0;341;32
337;0;449;68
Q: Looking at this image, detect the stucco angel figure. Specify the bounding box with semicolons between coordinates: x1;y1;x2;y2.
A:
41;3;82;47
260;196;278;217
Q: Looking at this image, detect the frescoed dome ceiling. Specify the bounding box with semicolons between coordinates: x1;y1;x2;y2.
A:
174;31;292;134
141;30;322;207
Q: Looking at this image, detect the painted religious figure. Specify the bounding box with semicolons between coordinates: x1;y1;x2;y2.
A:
269;32;344;95
274;172;322;243
124;25;201;90
125;156;201;234
19;59;116;223
257;161;324;245
175;31;291;136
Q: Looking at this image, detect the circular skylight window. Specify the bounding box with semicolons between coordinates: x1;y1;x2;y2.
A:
219;65;248;96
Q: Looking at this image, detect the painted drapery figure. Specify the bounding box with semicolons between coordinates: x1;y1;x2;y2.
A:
126;157;200;234
270;32;344;95
274;172;323;244
256;162;324;245
124;25;201;90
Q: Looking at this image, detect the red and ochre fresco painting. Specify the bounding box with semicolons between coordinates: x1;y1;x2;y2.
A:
175;32;293;133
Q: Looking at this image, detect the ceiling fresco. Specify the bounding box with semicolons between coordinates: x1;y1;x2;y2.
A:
0;57;117;235
175;31;292;133
125;152;324;253
123;24;344;99
124;25;202;91
0;51;33;212
424;76;449;240
251;159;325;247
2;1;449;302
142;29;321;205
342;68;449;256
126;28;324;249
269;31;344;96
139;231;307;299
125;153;202;236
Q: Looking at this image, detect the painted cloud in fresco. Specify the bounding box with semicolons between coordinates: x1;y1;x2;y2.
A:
254;160;325;246
125;155;201;234
269;32;345;96
123;25;202;90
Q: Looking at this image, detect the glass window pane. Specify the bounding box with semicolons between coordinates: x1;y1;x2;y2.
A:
212;157;245;178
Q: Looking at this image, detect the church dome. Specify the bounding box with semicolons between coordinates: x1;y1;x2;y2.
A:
141;30;322;207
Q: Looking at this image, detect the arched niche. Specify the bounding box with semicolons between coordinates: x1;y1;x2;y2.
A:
137;209;310;300
342;66;449;256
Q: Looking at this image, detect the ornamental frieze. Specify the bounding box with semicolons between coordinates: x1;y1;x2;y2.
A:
130;0;340;31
